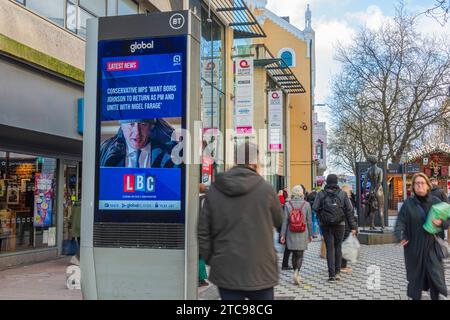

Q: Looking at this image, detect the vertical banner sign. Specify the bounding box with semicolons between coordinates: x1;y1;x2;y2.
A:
268;90;283;152
201;59;220;133
447;179;450;196
34;173;54;227
235;58;254;135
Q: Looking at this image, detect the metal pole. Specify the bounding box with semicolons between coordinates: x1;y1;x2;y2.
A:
403;173;407;201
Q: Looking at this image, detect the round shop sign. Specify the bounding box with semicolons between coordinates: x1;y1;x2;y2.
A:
170;13;185;30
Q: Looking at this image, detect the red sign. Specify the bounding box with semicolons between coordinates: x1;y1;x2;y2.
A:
107;60;139;71
239;60;250;68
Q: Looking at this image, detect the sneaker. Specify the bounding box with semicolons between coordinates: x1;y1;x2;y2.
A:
282;266;293;271
328;277;336;282
335;274;341;281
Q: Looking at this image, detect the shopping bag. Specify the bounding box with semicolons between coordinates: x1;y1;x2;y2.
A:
423;202;450;234
342;234;361;263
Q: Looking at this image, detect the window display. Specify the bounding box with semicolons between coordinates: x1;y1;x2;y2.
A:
0;152;57;254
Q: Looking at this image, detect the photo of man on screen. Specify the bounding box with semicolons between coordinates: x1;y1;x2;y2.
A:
99;118;179;168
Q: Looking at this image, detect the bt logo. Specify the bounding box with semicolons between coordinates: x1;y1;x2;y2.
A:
124;174;155;193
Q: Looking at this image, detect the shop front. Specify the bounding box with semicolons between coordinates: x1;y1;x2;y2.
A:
0;54;83;268
387;143;450;217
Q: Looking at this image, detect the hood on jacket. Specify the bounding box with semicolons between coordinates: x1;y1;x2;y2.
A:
213;166;263;197
324;184;340;194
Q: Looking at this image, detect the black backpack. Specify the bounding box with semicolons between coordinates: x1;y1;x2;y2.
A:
318;191;345;226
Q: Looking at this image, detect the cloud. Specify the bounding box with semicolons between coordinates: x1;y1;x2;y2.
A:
345;5;393;30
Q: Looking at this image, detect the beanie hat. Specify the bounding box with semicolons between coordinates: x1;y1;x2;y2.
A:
326;174;338;185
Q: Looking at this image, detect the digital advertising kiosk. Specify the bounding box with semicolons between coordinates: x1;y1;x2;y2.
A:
81;10;201;299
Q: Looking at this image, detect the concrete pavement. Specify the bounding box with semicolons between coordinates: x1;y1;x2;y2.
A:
0;240;449;300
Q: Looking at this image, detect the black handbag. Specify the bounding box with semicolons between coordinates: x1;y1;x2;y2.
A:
434;234;449;259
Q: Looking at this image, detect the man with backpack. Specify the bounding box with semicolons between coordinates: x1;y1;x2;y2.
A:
313;174;357;282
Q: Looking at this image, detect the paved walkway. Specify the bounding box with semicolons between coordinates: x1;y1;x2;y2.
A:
198;239;450;300
0;256;82;300
0;241;448;300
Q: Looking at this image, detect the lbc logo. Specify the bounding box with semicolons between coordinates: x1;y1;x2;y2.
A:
124;174;155;193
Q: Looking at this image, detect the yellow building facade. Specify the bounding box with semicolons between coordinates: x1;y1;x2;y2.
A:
252;2;316;190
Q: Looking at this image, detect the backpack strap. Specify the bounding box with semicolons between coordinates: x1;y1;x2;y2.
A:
299;201;306;212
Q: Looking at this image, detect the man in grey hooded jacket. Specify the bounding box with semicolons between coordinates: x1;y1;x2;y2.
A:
198;141;283;300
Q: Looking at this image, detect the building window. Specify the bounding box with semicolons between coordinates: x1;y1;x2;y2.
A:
200;7;226;185
66;2;77;33
118;0;138;15
0;152;58;254
26;0;65;27
79;0;106;17
278;48;296;67
20;0;139;39
77;7;94;39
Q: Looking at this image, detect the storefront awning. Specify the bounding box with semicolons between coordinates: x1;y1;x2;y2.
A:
253;45;306;94
203;0;266;38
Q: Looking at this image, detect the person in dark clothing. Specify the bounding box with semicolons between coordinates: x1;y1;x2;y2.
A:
198;142;283;300
430;178;448;203
340;185;357;273
395;173;449;300
430;177;448;240
307;190;319;237
313;174;357;282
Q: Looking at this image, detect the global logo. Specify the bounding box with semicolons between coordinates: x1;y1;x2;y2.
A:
130;41;154;53
272;92;280;99
239;60;250;68
173;55;182;66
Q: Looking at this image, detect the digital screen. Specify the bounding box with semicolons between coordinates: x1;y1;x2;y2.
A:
95;36;186;224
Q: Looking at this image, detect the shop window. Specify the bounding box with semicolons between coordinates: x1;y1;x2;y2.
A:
200;7;226;184
26;0;65;27
0;152;58;254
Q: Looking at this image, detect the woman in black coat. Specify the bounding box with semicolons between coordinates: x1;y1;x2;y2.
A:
395;173;450;300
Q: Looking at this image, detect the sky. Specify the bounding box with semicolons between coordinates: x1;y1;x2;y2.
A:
265;0;449;174
266;0;450;126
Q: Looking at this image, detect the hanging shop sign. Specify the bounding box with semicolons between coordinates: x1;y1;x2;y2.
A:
202;59;220;132
268;90;283;152
234;58;254;135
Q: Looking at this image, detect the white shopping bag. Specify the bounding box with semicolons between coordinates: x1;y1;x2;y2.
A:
342;234;361;263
